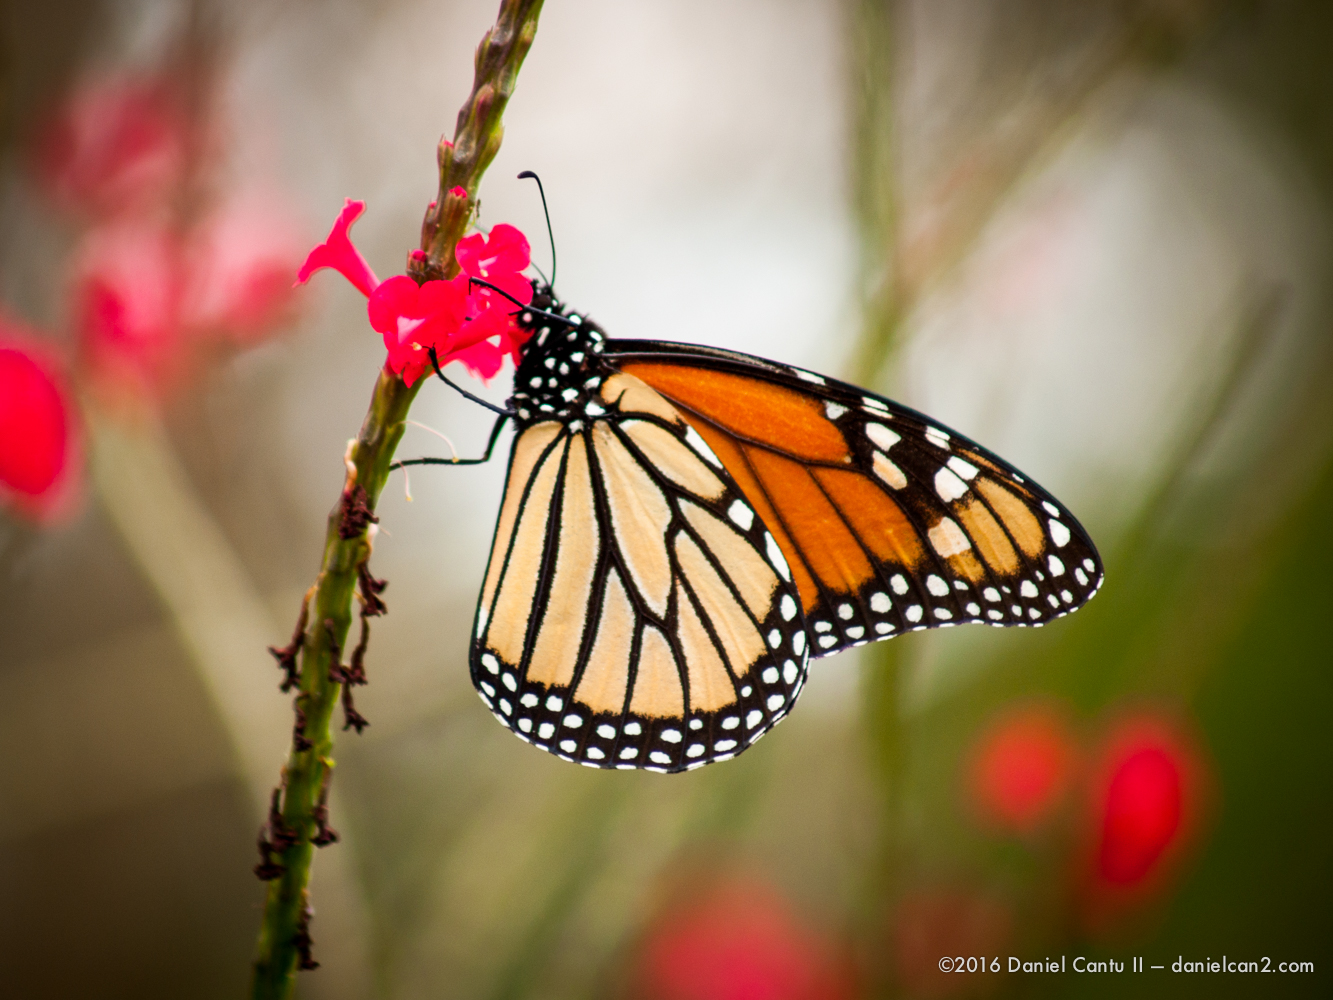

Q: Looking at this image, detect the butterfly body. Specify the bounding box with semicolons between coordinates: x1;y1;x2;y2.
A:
468;290;1103;773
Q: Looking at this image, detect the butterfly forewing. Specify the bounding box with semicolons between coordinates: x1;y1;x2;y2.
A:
471;370;810;772
606;341;1104;661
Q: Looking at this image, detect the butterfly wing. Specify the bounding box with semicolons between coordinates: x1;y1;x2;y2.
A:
470;373;809;772
604;340;1104;661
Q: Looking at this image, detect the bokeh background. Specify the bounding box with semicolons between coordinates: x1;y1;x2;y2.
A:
1;0;1330;997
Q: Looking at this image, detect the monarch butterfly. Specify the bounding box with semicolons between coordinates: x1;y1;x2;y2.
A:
406;275;1104;775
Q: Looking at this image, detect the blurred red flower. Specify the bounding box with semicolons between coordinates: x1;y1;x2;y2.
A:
32;73;186;218
298;201;532;385
0;319;82;521
965;700;1077;835
185;192;305;342
633;878;851;1000
889;887;1011;998
1079;709;1208;924
74;200;303;402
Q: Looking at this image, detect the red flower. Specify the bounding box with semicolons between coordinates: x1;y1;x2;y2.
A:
368;275;478;386
74;203;304;401
1078;709;1208;925
296;198;379;298
0;318;82;522
297;201;532;384
965;700;1077;835
633;878;851;1000
1095;718;1196;884
32;73;186;217
74;222;188;399
889;887;1011;998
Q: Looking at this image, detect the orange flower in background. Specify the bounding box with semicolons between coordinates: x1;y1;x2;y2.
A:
631;877;852;1000
1079;709;1209;924
964;700;1078;835
0;318;83;522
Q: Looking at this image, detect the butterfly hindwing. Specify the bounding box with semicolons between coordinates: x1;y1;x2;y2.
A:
605;340;1104;661
470;371;810;772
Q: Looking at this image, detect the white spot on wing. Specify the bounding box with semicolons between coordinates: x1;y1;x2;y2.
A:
935;467;968;502
1050;519;1072;547
928;517;971;558
794;369;825;384
873;452;908;490
891;574;909;595
728;500;754;531
1048;555;1065;576
824;401;847;420
684;425;722;468
766;534;791;581
1020;580;1039;598
925;427;951;449
866;423;901;451
926;575;949;597
946;456;979;480
870;592;891;613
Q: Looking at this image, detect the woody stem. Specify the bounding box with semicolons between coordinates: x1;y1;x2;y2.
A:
250;2;546;996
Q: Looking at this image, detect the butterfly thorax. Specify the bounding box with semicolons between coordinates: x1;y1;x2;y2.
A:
509;286;610;429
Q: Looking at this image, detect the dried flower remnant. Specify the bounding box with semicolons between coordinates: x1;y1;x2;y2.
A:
965;700;1077;835
633;878;852;1000
297;200;533;385
0;321;83;522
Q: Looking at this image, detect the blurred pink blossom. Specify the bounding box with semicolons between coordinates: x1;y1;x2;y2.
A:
32;74;186;218
965;700;1078;835
632;878;852;1000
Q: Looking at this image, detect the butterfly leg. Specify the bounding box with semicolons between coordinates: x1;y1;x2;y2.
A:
391;413;509;469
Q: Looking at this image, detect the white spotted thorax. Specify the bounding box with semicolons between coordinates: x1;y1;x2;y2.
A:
466;286;1103;773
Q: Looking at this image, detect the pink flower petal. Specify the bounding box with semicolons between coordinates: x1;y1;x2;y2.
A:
445;340;504;381
367;275;421;334
297;199;379;297
456;225;532;280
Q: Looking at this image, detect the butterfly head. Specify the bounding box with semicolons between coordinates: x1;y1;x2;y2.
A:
509;281;608;427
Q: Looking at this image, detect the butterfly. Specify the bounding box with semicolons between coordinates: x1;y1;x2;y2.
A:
414;278;1105;775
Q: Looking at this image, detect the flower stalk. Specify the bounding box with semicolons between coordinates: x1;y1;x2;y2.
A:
250;1;545;995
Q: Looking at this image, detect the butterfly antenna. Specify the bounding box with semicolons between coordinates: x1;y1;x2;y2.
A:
518;170;556;289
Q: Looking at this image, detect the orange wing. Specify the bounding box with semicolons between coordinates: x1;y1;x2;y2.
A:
607;342;1103;659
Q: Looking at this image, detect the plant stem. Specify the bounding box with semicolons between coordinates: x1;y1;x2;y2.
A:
251;2;545;995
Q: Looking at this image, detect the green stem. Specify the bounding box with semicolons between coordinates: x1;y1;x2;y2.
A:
251;2;545;995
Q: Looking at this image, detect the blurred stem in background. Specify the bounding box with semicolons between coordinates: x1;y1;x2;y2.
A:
251;2;546;996
845;0;1235;991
